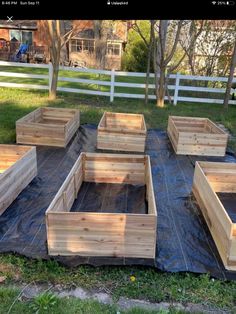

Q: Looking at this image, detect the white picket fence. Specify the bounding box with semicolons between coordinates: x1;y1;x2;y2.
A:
0;60;236;105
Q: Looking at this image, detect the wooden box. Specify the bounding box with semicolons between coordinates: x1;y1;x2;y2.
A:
46;152;157;258
16;107;80;147
97;112;147;152
192;161;236;270
0;145;37;215
167;116;228;156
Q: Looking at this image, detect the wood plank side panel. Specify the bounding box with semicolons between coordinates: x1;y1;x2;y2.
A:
64;110;80;147
193;162;232;238
167;116;178;153
16;121;65;147
206;118;228;135
146;156;157;216
42;107;79;119
46;153;84;213
200;162;236;193
98;112;106;128
84;153;145;184
229;230;236;270
47;213;156;258
176;142;226;156
192;162;235;270
97;135;146;152
178;129;227;156
192;184;229;268
16;107;42;124
145;156;157;258
229;237;236;270
170;116;207;123
0;146;37;215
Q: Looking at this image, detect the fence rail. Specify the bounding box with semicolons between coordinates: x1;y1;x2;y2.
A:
0;61;236;105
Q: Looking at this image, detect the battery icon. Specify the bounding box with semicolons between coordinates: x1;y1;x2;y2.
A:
226;1;235;4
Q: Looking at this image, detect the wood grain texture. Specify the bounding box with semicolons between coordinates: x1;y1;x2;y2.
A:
46;152;157;258
0;145;37;215
167;116;228;156
16;107;80;147
97;112;147;152
192;161;236;271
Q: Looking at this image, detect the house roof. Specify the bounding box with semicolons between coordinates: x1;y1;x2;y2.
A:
0;20;37;30
73;28;123;42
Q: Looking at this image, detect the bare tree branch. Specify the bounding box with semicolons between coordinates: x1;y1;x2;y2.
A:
164;20;183;66
152;19;205;107
132;21;149;47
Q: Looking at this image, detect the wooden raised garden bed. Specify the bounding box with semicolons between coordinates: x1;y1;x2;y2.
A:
0;145;37;215
192;161;236;270
167;116;228;156
16;107;80;147
46;152;157;258
97;112;147;152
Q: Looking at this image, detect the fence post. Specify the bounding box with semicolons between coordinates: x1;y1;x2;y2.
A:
173;72;180;106
110;69;115;103
48;62;53;93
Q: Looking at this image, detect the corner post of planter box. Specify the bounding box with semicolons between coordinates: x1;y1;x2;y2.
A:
173;72;180;106
110;68;115;103
48;62;53;93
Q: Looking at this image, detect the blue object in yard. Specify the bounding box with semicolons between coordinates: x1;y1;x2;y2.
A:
15;43;29;61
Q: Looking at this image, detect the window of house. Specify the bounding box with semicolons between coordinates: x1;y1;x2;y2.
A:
22;31;33;45
107;43;121;56
70;39;95;53
70;39;121;56
70;39;82;52
10;30;33;45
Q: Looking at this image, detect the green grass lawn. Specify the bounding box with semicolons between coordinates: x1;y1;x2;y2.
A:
0;87;235;150
1;253;236;310
0;87;236;312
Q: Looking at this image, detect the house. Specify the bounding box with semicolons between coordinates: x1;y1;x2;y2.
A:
0;20;128;69
69;20;128;70
0;20;49;62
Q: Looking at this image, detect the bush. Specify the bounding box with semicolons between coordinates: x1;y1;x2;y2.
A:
122;40;151;73
122;21;153;73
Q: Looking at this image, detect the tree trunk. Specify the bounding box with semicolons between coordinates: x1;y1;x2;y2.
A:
224;39;236;109
156;20;168;107
96;39;107;69
60;20;69;64
165;72;172;105
157;70;165;107
45;20;78;99
47;20;61;99
49;45;60;99
153;38;159;100
49;64;59;99
145;47;151;105
145;21;154;105
94;20;108;69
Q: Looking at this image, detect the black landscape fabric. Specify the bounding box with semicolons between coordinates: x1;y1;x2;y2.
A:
70;182;148;214
0;124;236;280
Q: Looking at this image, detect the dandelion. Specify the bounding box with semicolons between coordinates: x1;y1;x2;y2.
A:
130;275;136;282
